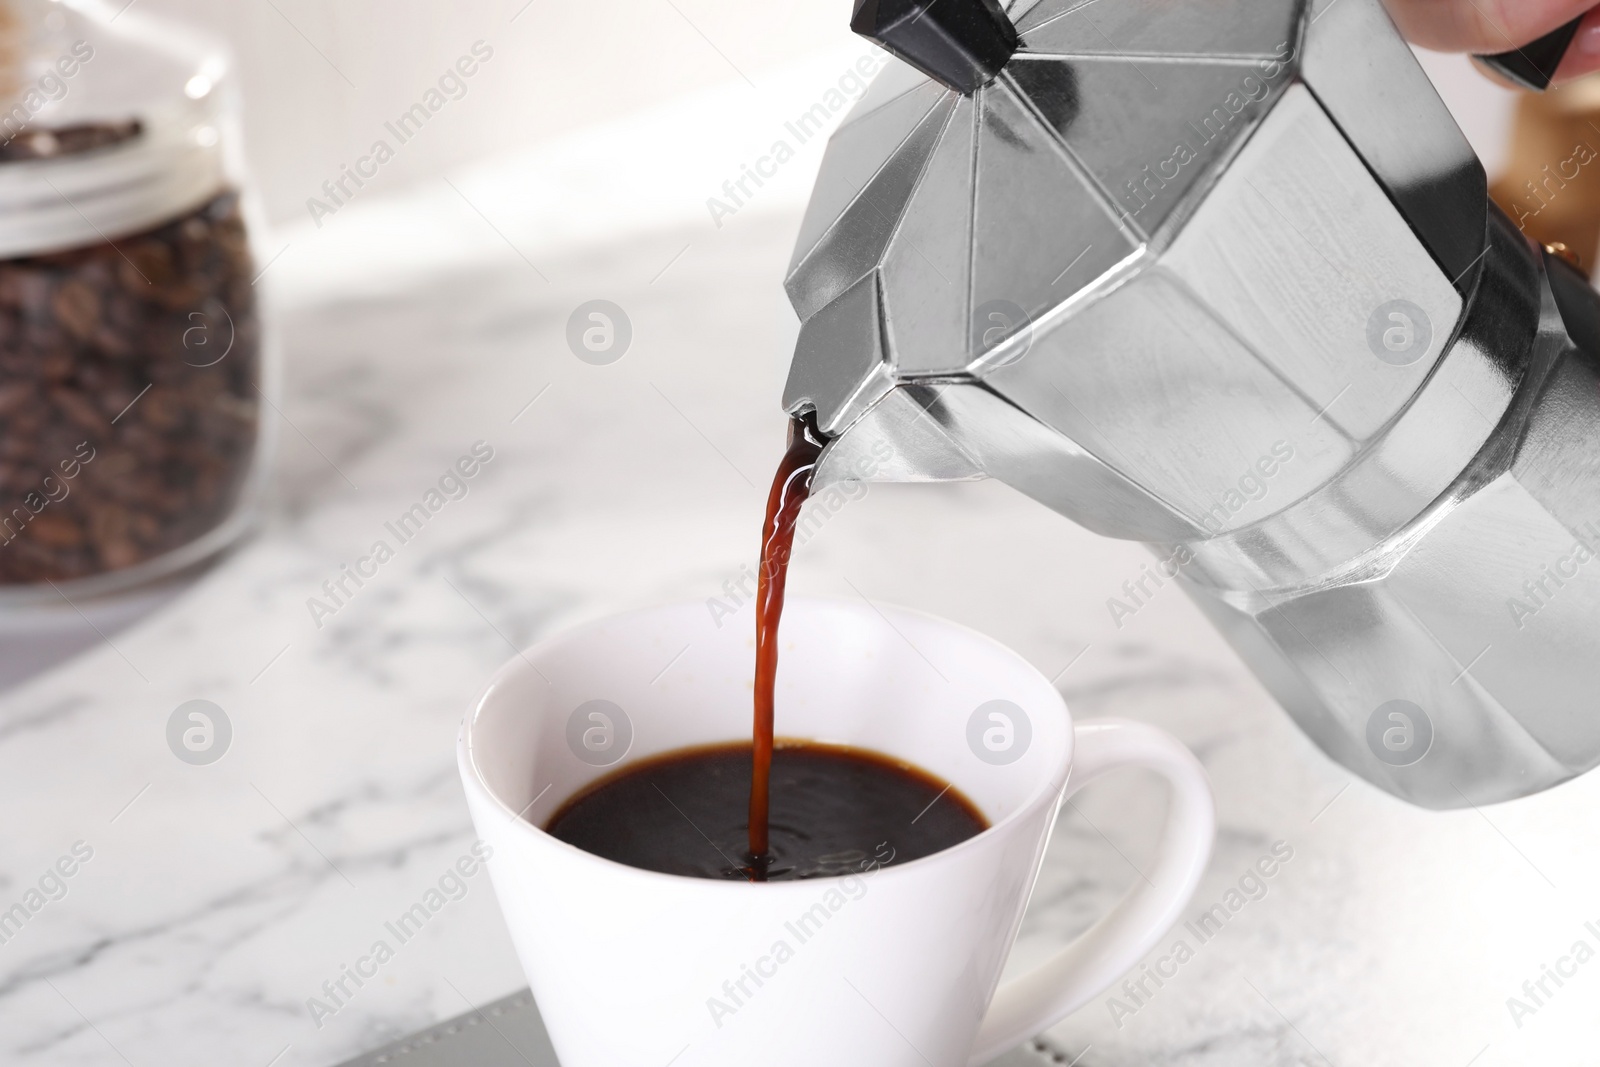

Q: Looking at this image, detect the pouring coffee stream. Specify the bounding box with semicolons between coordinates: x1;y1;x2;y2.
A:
548;417;992;884
748;412;825;866
546;416;991;882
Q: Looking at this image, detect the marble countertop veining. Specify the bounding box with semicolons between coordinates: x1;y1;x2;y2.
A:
2;119;1600;1067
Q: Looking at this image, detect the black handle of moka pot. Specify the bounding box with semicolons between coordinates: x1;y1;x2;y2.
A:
851;0;1018;95
1474;15;1584;91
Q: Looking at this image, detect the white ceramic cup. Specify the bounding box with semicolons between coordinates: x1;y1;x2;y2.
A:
458;598;1215;1067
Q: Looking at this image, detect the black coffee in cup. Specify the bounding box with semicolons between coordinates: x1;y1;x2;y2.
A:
545;741;987;881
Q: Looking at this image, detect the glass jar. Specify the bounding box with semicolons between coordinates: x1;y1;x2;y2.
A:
0;0;271;603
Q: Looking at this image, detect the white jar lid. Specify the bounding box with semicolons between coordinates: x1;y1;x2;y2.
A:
0;0;235;258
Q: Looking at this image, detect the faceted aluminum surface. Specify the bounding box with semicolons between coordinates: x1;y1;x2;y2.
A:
1015;0;1301;56
785;0;1600;808
785;0;1309;428
1182;280;1600;809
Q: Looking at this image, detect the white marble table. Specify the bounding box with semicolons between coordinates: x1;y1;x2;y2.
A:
2;52;1599;1067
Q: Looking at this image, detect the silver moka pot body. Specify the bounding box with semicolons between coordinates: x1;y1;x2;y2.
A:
785;0;1600;808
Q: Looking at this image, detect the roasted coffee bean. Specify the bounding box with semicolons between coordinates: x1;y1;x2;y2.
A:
25;512;83;549
0;121;142;163
49;388;103;433
51;279;101;342
0;383;29;416
0;190;260;584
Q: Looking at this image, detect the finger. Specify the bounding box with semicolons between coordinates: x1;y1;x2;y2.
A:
1552;8;1600;81
1383;0;1596;54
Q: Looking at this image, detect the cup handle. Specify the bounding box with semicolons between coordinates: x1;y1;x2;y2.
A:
968;718;1216;1065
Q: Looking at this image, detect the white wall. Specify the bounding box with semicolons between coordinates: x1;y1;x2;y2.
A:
1413;46;1518;177
134;0;856;226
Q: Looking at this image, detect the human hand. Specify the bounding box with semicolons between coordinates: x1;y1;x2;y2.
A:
1384;0;1600;84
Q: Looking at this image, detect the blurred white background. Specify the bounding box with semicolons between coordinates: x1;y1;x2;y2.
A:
129;0;1520;229
135;0;857;225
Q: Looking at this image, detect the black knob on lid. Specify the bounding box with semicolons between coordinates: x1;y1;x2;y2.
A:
851;0;1019;95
